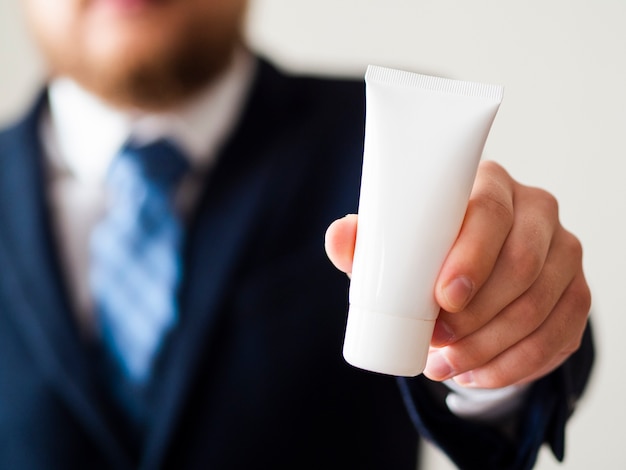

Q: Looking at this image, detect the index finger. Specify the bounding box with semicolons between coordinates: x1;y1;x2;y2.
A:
435;161;515;312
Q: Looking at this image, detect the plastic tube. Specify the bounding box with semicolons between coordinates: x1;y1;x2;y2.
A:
343;65;503;376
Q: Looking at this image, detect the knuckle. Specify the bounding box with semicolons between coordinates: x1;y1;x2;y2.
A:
504;243;544;286
471;191;514;225
566;287;592;348
562;230;584;264
564;335;583;357
573;280;592;318
521;185;559;218
472;162;515;223
514;294;546;330
535;187;559;218
518;337;550;373
563;274;592;324
479;160;508;180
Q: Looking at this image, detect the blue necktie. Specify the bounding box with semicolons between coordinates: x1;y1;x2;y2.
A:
90;138;190;386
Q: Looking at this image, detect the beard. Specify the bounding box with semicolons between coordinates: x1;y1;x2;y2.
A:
94;40;236;110
33;7;244;111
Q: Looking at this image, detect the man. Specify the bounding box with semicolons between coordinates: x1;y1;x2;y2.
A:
0;0;593;469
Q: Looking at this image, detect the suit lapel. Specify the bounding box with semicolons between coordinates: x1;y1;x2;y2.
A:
141;60;295;468
0;95;133;468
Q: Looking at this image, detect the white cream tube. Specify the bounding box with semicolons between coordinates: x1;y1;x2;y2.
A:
343;65;503;377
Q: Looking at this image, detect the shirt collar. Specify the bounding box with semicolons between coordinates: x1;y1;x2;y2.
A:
45;47;257;183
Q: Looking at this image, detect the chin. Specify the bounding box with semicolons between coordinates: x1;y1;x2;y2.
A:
75;34;235;111
32;0;244;110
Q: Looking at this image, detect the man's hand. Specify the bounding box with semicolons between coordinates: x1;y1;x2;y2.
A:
325;160;591;389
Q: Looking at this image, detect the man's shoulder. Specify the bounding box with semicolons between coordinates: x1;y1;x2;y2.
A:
0;117;22;148
253;57;365;117
256;56;364;93
0;92;45;157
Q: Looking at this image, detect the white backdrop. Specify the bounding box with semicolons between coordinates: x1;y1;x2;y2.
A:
2;0;625;468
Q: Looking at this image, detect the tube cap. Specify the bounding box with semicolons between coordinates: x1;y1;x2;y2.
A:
342;305;436;377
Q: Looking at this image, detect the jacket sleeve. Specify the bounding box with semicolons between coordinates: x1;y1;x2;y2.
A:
397;321;595;470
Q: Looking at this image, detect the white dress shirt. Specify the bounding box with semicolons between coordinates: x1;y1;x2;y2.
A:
43;48;256;334
40;49;527;421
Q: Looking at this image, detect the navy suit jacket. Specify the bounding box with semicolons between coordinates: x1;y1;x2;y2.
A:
0;59;593;469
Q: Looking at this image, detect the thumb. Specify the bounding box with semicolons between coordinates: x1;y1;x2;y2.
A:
324;214;358;275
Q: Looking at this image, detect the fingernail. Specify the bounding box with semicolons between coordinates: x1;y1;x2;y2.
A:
431;320;455;346
425;350;454;380
443;276;474;310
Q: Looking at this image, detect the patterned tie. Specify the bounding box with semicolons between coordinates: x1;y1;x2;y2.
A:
90;138;190;387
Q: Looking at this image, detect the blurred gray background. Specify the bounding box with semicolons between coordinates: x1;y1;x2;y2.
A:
2;0;624;468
